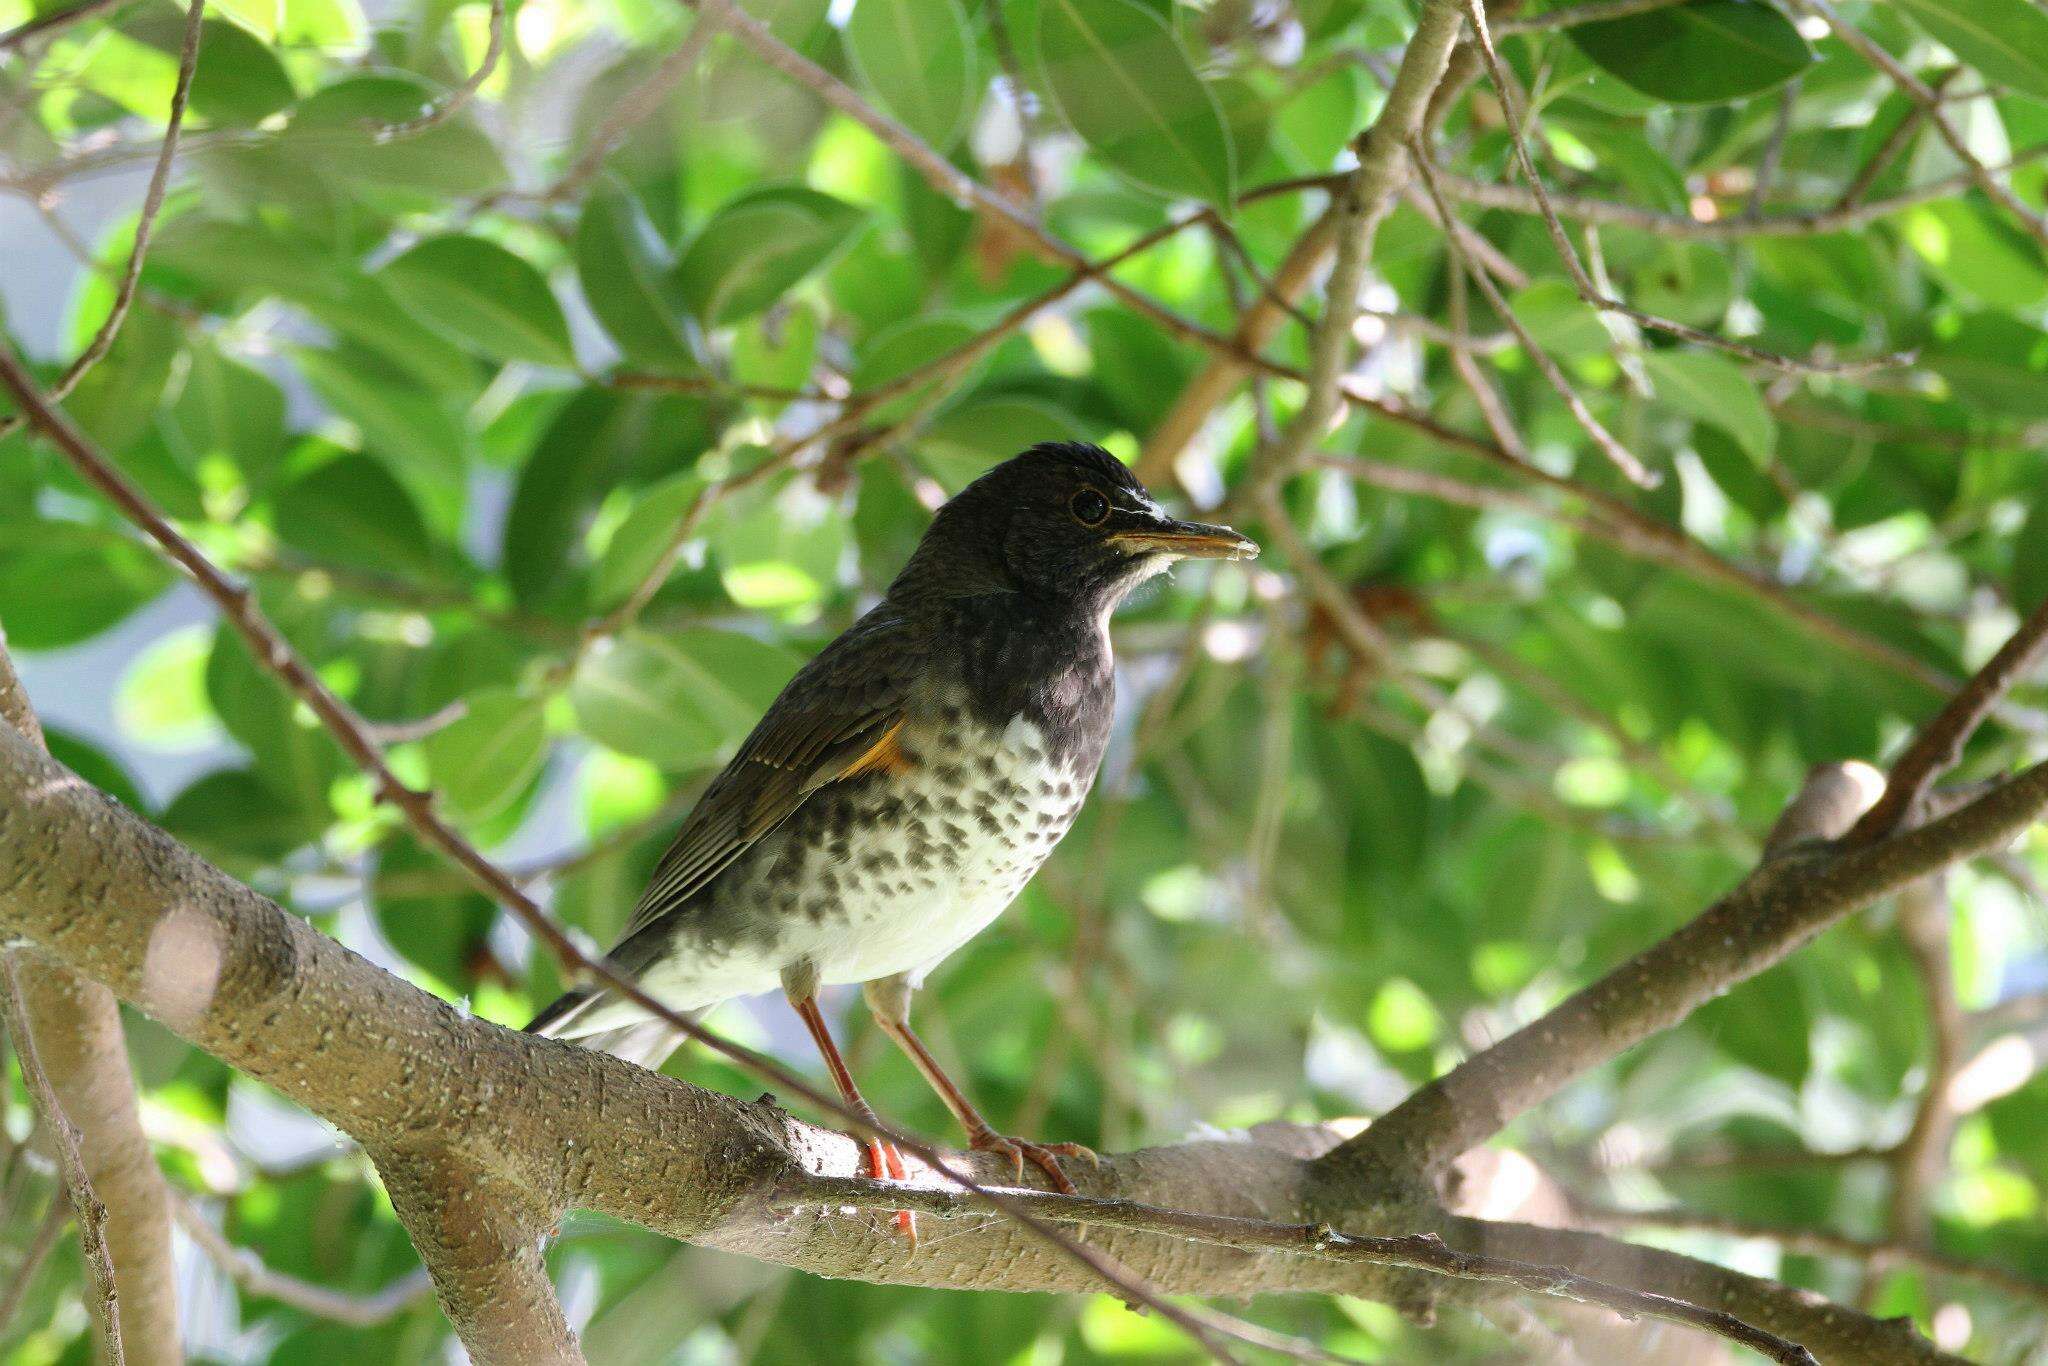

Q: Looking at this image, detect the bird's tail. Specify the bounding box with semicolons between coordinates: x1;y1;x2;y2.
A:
525;989;697;1073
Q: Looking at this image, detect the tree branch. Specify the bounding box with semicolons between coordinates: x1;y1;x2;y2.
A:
0;960;124;1366
367;0;505;140
0;637;176;1364
0;338;1250;1363
172;1196;434;1327
784;1175;1819;1365
0;0;203;443
1849;593;2048;842
0;724;1959;1362
1577;1202;2048;1311
1330;753;2048;1177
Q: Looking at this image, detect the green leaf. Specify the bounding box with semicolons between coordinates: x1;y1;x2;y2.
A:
167;346;287;492
1899;200;2048;309
1645;350;1774;463
570;629;799;770
270;454;451;584
845;0;979;150
284;74;506;199
115;625;223;752
592;470;707;609
1271;66;1365;175
381;235;577;369
128;17;296;125
1510;279;1608;356
2016;496;2048;610
0;532;171;649
732;303;819;394
423;688;549;825
206;629;343;812
1892;0;2048;103
850;314;981;423
575;188;697;371
370;835;498;989
1566;0;1814;105
292;346;469;507
502;392;629;607
209;0;281;41
708;474;848;611
1034;0;1235;203
162;768;323;863
672;186;864;326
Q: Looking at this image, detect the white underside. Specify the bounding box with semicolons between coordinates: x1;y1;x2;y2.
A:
559;711;1084;1039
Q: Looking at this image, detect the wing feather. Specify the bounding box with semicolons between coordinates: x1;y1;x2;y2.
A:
610;614;920;945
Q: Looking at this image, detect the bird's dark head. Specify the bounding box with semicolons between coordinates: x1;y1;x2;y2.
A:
889;442;1257;610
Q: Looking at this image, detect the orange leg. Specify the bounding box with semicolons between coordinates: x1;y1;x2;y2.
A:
788;993;915;1241
863;976;1096;1195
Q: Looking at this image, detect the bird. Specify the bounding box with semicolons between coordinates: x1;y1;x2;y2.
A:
526;441;1256;1212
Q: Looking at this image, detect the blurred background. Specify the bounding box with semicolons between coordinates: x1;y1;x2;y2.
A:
6;0;2048;1358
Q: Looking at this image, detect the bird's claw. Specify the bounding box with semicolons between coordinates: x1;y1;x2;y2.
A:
861;1136;917;1246
970;1131;1096;1194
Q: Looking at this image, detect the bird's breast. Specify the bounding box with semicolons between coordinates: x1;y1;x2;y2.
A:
764;701;1095;984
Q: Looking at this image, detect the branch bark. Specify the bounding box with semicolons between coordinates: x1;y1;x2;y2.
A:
0;640;178;1365
0;720;1968;1363
1330;755;2048;1177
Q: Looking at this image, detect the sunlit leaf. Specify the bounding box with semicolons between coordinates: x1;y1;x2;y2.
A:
672;186;863;326
382;235;578;369
1892;0;2048;102
845;0;979;149
569;629;798;769
1565;0;1813;105
1035;0;1235;203
1645;349;1775;463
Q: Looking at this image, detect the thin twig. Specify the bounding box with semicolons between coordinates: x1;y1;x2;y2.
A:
1580;1202;2048;1310
1411;144;1659;488
1456;0;1904;379
1490;0;1687;35
0;0;126;52
1832;71;1955;213
1796;0;2048;253
368;0;505;140
0;0;203;443
1;959;124;1365
547;18;713;203
783;1175;1821;1366
1422;143;2048;240
0;339;1244;1366
1850;593;2048;842
174;1197;435;1326
1860;878;1965;1308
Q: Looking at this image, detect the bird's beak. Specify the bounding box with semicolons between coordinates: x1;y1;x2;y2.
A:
1108;518;1260;561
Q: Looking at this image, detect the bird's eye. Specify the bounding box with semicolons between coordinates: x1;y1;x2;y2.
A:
1070;488;1110;526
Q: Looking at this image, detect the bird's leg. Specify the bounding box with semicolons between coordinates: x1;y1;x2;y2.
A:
862;975;1096;1195
785;987;915;1240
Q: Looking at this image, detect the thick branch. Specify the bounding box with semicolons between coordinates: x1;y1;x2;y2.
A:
1331;758;2048;1175
1851;593;2048;841
786;1176;1818;1365
0;724;1951;1362
0;640;178;1364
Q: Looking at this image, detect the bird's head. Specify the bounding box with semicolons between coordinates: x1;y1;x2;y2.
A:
890;442;1257;610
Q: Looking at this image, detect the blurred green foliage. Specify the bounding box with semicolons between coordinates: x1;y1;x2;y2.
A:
4;0;2048;1358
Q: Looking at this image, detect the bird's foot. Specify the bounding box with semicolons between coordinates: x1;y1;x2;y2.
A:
860;1133;917;1244
969;1130;1098;1195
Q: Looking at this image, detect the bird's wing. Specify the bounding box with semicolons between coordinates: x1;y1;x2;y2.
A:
612;612;921;944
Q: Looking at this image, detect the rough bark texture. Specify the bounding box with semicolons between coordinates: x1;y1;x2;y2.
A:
0;718;1984;1365
0;642;181;1365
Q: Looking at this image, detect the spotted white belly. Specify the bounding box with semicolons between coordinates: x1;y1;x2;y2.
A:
635;710;1088;1010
